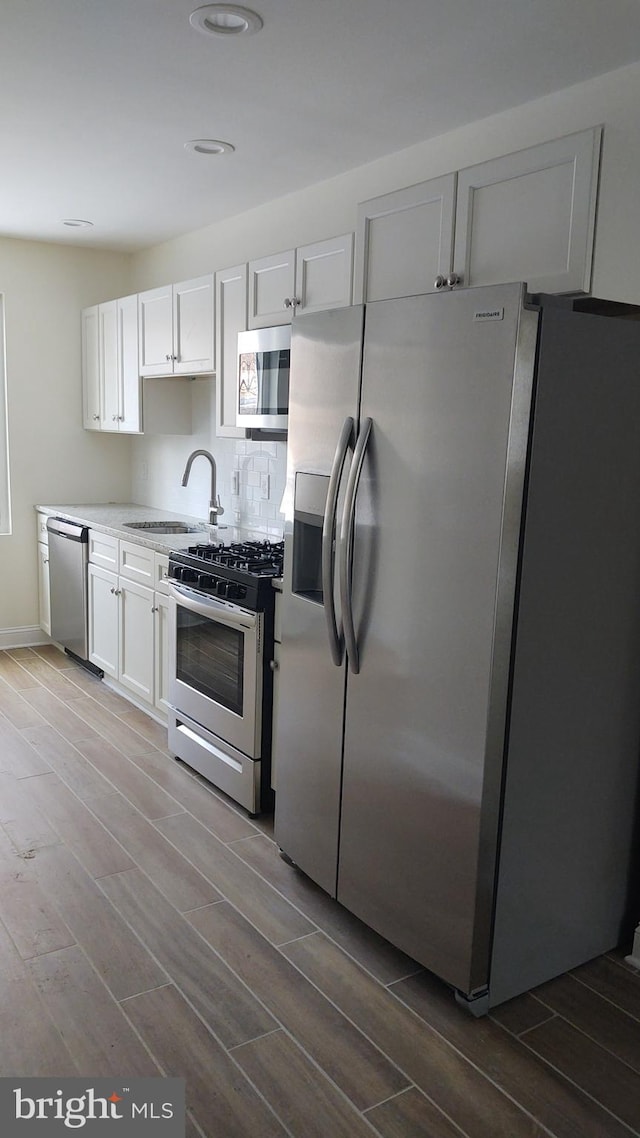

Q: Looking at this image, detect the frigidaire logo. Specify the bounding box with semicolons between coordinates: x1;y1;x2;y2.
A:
1;1078;185;1136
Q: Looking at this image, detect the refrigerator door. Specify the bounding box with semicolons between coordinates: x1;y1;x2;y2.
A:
274;305;364;896
337;283;539;996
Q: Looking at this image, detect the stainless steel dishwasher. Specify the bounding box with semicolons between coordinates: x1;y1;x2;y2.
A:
46;517;102;673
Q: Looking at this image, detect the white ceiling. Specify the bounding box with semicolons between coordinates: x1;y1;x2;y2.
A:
3;0;640;253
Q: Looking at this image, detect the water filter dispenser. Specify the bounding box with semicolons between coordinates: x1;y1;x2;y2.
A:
292;472;329;605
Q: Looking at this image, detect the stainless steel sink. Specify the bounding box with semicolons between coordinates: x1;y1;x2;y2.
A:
122;521;201;534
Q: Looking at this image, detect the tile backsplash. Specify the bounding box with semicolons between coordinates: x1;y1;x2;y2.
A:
231;438;287;534
130;377;287;536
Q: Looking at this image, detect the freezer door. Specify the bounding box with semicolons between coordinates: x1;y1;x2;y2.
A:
337;283;538;996
274;306;364;896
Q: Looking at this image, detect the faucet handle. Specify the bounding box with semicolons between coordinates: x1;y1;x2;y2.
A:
208;495;225;525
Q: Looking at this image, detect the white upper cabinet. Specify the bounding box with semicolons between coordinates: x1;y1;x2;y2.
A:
248;235;354;327
294;233;354;316
100;295;141;432
82;296;141;433
215;263;248;438
173;276;215;374
355;129;602;302
354;176;456;303
453;128;602;294
138;284;173;376
81;306;100;429
248;250;295;328
139;275;214;376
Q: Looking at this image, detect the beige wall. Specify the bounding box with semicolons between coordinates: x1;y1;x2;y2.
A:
130;61;640;304
0;237;132;639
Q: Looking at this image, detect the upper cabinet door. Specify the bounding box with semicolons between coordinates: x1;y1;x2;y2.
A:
99;300;119;431
138;285;173;376
81;306;100;429
295;233;354;315
354;175;456;303
215;263;248;438
173;275;214;375
248;249;295;328
117;294;141;433
453;128;602;294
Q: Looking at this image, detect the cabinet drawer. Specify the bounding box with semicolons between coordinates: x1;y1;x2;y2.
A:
119;539;155;586
154;552;170;594
89;530;119;570
36;511;49;546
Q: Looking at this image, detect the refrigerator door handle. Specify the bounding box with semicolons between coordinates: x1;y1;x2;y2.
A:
339;417;372;675
322;416;355;666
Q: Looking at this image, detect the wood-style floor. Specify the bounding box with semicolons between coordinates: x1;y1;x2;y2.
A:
0;644;639;1137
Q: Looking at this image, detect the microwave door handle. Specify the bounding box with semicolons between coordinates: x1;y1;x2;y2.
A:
339;417;372;676
168;583;257;631
322;416;354;666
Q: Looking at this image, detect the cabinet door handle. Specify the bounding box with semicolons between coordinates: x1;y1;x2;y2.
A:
92;414;100;421
165;353;172;361
151;605;159;613
283;297;300;309
44;557;49;564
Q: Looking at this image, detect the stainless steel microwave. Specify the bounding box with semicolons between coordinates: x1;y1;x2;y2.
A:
237;325;290;430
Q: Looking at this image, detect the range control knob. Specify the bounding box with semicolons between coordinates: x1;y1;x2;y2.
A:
216;580;229;597
226;582;240;599
197;573;214;589
181;567;198;583
236;585;247;600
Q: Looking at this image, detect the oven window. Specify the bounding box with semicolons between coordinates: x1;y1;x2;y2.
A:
176;608;244;716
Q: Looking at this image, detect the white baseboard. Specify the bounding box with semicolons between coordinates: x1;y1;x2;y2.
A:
0;627;49;649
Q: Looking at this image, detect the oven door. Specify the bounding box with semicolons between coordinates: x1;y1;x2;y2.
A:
168;582;263;759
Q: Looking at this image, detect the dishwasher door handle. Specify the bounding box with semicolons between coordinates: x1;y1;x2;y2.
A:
46;517;89;542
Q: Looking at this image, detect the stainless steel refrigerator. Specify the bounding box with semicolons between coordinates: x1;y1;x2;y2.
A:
274;281;640;1013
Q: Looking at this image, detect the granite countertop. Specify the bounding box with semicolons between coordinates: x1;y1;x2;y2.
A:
35;503;278;554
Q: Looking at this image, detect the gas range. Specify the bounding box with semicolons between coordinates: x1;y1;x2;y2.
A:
168;539;284;610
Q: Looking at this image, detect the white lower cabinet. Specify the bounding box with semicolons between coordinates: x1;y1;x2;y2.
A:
88;563;119;678
118;578;155;704
88;539;170;716
37;542;51;637
36;511;51;637
153;592;171;717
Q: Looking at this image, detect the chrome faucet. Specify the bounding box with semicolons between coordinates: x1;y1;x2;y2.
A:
181;449;224;526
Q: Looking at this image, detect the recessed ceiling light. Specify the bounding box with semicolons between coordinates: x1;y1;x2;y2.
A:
184;138;235;156
189;4;263;36
62;219;93;228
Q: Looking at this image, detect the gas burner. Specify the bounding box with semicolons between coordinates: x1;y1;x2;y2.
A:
185;539;284;577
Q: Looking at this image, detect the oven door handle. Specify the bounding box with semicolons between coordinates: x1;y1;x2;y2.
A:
168;583;257;631
322;415;354;666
